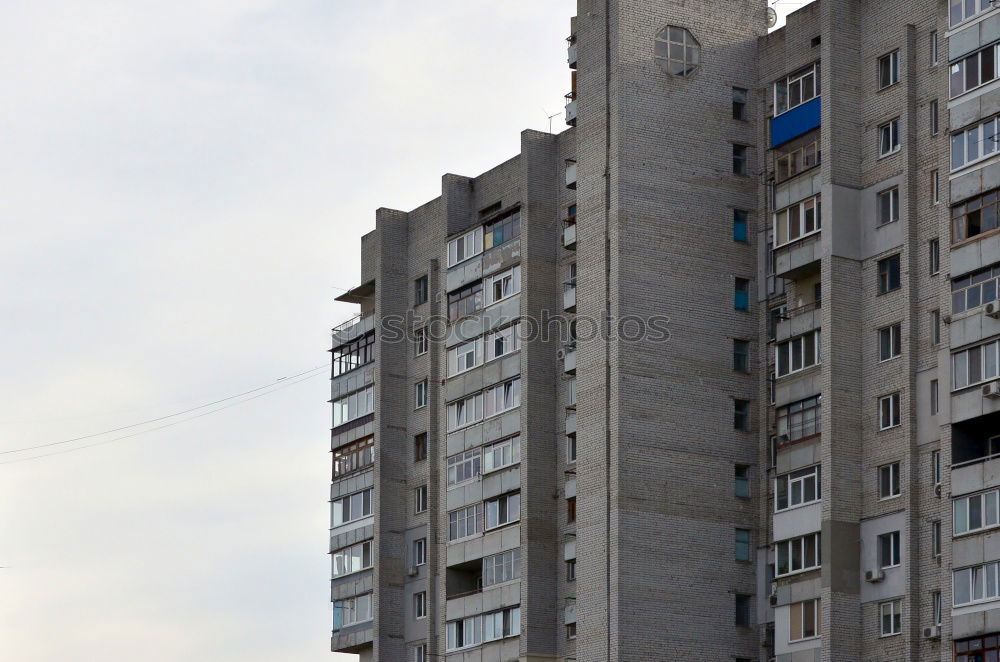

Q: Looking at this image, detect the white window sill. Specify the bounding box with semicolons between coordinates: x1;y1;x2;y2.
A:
880;631;901;638
775;565;821;579
482;462;520;476
878;494;901;502
878;147;902;160
775;499;822;514
878;355;901;364
789;635;821;644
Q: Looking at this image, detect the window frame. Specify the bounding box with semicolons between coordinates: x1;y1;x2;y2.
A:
414;591;427;619
483;435;521;474
447;226;484;268
954;488;1000;536
332;488;374;527
878;530;902;568
735;528;752;562
878;50;900;89
732;143;749;176
414;275;428;306
448;503;484;542
654;25;701;78
447;337;482;377
413;537;427;566
774;140;821;183
414;485;428;514
877;254;902;294
482;548;521;587
950;43;999;98
732;87;748;120
484;492;521;531
879;600;902;637
483;377;521;419
447;281;483;322
951;263;1000;314
332;385;375;428
878;323;902;362
878;117;901;157
775;465;821;512
788;598;820;642
773;63;821;116
483;265;521;307
332;331;375;377
333;435;375;478
733;339;751;373
773;195;822;248
775;330;822;378
414;379;428;410
950;0;995;27
877;186;900;226
447;448;481;486
930;238;940;275
878;392;902;430
775;532;822;577
482;208;521;252
951;113;1000;172
333;593;373;630
878;462;901;500
952;339;1000;390
484;322;521;362
954;561;1000;607
734;277;751;311
447;392;484;432
414;327;428;357
775;395;822;444
332;540;373;578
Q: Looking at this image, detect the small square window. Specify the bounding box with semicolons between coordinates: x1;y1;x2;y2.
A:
735;593;752;626
878;323;902;361
877;255;901;294
733;339;750;372
878;462;901;499
732;87;748;120
735;528;752;561
734;399;751;431
878;51;900;89
733;209;749;242
734;277;750;311
414;275;428;306
414;485;428;513
877;187;900;226
414;432;427;462
735;465;750;498
879;118;901;156
879;392;901;430
733;144;749;175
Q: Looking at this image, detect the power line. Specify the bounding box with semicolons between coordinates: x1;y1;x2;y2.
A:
0;364;328;456
0;369;326;466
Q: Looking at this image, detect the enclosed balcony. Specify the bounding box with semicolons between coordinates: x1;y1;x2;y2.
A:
562;346;576;374
567;37;577;69
774;301;821;344
565;160;577;189
563;280;576;312
771;96;821;148
565;93;578;126
952;412;1000;465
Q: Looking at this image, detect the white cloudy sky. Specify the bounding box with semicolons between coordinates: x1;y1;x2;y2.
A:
0;1;802;660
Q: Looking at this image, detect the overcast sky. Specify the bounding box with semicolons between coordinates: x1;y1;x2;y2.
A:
0;2;801;660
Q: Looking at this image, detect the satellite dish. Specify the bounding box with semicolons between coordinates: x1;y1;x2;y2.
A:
767;7;778;28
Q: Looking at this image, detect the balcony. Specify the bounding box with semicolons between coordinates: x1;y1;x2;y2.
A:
568;42;577;69
565;160;577;189
563;222;577;249
771;96;821;148
565;93;577;127
773;233;822;280
562;346;576;374
331;313;375;347
774;301;821;344
563;282;577;312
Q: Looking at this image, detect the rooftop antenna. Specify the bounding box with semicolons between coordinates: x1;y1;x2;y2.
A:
543;108;560;134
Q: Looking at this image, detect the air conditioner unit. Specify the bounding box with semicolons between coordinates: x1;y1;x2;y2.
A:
987;302;1000;319
865;568;884;583
407;565;418;577
923;625;941;640
556;348;567;360
983;381;1000;398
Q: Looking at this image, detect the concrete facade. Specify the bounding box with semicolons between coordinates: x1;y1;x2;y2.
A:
329;1;1000;660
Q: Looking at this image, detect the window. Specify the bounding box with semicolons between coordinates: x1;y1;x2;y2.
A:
735;465;750;498
414;432;427;462
734;399;751;431
414;591;427;619
951;0;995;26
773;195;821;247
447;393;483;431
879;531;901;568
567;433;577;463
566;623;577;639
413;644;427;662
879;600;901;636
931;379;940;416
483;208;521;251
447;338;481;376
654;25;701;77
483;548;520;586
776;465;821;511
332;488;373;527
933;591;942;627
950;43;998;97
414;485;428;513
414;276;428;306
332;385;375;427
932;521;942;558
484;265;521;306
952;264;1000;313
333;436;375;478
485;323;521;362
776;395;821;442
448;503;484;541
733;339;750;372
735;594;752;626
952;114;1000;171
448;281;483;321
333;331;375;376
768;305;787;341
332;540;373;577
775;532;821;576
954;189;1000;243
789;599;820;641
566;558;576;581
733;209;749;242
485;492;520;530
414;327;428;357
878;255;901;294
930;99;939;135
932;450;942;487
955;561;1000;606
952;339;1000;389
775;140;821;182
448;226;484;267
879;393;901;430
774;63;820;115
931;309;941;346
877;187;900;226
775;330;821;377
931;30;939;65
483;435;520;472
734;277;750;311
333;593;373;630
447;449;481;486
483;606;520;642
484;377;521;417
735;528;752;561
733;144;748;176
878;323;902;361
415;380;427;409
879;118;901;156
732;87;748;120
932;169;940;204
929;238;940;275
956;635;1000;658
954;488;1000;535
567;378;577;406
446;615;482;651
413;537;427;566
878;50;900;89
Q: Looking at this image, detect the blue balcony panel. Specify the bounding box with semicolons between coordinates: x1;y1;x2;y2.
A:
771;97;821;148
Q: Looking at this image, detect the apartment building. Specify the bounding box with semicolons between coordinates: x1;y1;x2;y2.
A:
329;0;1000;660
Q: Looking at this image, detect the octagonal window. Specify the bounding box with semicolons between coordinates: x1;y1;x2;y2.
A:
655;26;700;77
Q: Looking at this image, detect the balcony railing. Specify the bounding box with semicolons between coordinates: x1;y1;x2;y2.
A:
332;314;375;346
565;93;578;126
